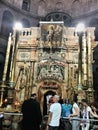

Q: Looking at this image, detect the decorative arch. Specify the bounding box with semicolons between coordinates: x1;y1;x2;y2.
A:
43;91;56;115
45;12;72;26
1;10;13;37
21;18;30;28
37;80;63;114
22;0;30;11
89;18;98;41
71;0;81;15
38;0;46;16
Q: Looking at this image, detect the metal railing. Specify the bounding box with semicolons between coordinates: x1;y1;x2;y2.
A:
0;113;98;130
0;112;22;130
41;116;98;130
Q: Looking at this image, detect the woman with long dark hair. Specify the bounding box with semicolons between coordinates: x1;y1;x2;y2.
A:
69;94;80;130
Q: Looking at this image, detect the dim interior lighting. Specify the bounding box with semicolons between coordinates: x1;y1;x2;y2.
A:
14;22;23;30
76;23;85;32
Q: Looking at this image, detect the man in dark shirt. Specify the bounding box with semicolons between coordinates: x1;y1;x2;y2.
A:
21;93;42;130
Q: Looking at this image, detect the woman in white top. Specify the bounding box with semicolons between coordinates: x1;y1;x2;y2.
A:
81;99;98;130
69;94;80;130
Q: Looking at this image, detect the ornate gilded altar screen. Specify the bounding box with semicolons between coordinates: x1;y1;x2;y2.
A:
1;21;95;110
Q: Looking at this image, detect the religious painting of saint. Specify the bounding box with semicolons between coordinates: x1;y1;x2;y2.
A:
40;22;63;48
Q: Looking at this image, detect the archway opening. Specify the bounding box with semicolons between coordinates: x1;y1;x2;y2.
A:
43;91;56;116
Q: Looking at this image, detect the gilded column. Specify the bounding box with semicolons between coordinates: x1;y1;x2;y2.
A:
32;61;36;93
9;28;17;87
9;29;20;105
78;33;82;90
87;32;92;88
0;33;12;106
86;29;94;102
82;32;87;87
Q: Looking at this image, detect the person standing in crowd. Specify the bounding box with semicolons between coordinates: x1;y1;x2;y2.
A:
61;98;72;117
47;96;54;115
21;93;42;130
46;95;61;130
81;99;98;130
69;94;80;130
58;96;63;105
61;98;72;130
90;102;98;130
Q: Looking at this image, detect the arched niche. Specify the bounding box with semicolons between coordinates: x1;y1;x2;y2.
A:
22;0;30;11
38;0;46;16
89;18;98;41
71;1;81;16
1;10;13;38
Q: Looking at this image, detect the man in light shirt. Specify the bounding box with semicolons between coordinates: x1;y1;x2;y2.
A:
46;95;61;130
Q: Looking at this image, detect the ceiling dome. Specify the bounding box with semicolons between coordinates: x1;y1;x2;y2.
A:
3;0;98;18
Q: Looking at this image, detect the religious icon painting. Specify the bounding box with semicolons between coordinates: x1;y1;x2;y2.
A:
40;21;64;48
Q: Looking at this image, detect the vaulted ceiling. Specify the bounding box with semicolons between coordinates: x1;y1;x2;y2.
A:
4;0;98;17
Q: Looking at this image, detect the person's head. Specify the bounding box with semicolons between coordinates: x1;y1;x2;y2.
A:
30;93;37;99
59;97;63;104
49;96;54;104
73;94;78;103
81;99;88;107
53;95;59;103
65;98;69;104
90;102;98;111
